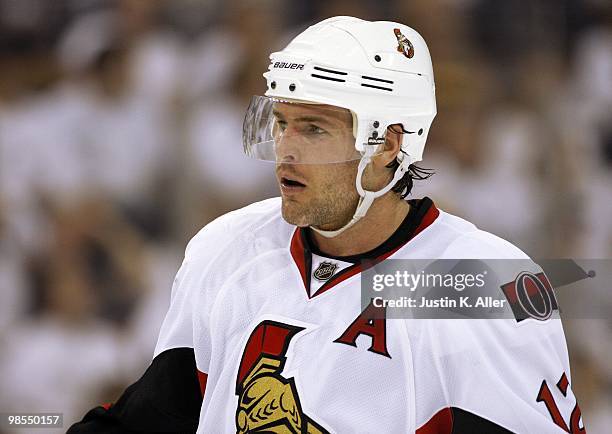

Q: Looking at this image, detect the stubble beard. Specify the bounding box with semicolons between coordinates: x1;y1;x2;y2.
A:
281;168;360;230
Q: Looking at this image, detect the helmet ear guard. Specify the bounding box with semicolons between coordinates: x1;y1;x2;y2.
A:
398;114;434;165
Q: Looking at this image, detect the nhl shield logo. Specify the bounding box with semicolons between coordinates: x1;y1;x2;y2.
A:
313;261;338;282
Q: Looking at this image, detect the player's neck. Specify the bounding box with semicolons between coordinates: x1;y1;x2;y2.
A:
310;194;410;257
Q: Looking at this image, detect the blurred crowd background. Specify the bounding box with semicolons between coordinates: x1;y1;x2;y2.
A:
0;0;610;432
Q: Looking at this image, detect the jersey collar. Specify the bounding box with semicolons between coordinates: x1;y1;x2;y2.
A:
290;197;439;299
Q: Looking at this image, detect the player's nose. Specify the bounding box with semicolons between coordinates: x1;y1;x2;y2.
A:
275;130;303;164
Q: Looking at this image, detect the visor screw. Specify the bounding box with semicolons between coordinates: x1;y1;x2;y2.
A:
289;83;296;91
373;121;379;128
271;81;276;89
418;128;424;135
374;55;382;62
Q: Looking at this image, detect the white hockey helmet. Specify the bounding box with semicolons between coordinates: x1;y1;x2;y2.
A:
243;16;437;236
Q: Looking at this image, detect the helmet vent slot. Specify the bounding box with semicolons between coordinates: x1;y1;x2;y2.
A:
361;83;393;92
362;75;394;84
311;74;346;83
313;66;348;75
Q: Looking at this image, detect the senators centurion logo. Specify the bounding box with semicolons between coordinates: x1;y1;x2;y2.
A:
235;321;329;434
393;28;414;59
313;261;338;282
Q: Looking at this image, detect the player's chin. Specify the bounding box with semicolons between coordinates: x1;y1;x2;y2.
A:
280;201;310;227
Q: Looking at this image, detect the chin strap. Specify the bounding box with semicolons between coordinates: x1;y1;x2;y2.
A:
311;149;408;238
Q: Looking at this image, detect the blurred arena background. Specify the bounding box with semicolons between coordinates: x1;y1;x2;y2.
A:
0;0;610;432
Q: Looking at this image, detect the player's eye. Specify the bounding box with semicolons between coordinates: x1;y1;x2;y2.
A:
276;120;287;132
307;124;327;135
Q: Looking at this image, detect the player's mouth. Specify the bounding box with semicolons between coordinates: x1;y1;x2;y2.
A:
279;175;307;194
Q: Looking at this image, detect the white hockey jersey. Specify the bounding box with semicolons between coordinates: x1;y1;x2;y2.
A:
154;197;585;434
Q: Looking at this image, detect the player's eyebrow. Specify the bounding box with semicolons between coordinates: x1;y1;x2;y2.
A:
272;110;337;127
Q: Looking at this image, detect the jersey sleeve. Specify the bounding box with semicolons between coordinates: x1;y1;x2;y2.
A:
66;348;202;434
414;318;584;434
67;221;226;433
414;232;586;433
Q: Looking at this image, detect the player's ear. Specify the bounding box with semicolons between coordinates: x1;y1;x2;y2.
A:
372;124;402;168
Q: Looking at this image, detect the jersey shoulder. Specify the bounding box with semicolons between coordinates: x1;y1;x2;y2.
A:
434;209;530;260
154;198;287;356
185;197;288;261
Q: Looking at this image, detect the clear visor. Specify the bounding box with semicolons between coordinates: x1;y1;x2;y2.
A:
243;95;382;164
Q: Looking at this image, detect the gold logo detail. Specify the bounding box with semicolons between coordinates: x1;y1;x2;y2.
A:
235;321;328;433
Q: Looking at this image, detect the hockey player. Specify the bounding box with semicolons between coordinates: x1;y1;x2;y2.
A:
69;17;585;433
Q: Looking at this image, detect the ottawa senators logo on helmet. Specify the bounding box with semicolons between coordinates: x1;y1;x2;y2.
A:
394;28;414;59
235;320;329;434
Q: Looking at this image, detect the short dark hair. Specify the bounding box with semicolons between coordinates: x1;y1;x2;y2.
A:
386;158;434;199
